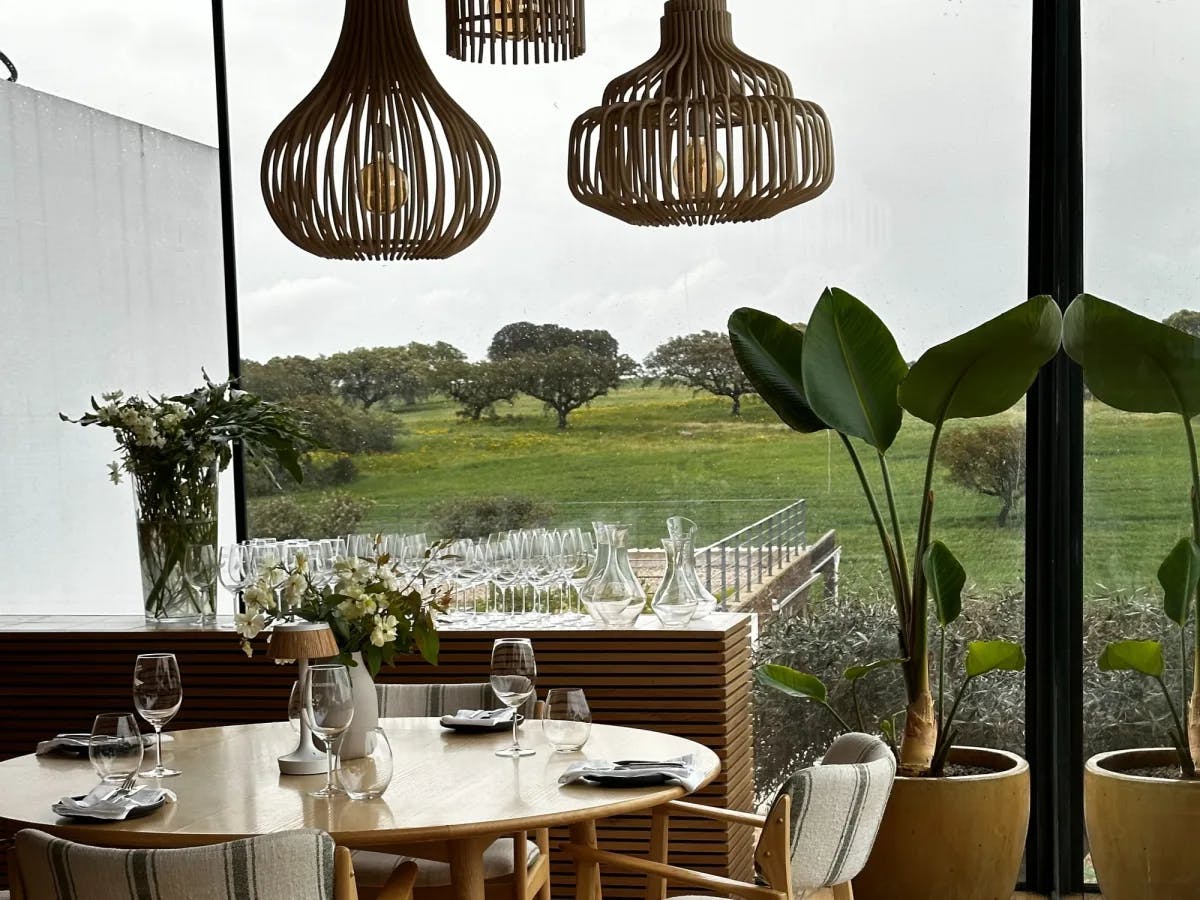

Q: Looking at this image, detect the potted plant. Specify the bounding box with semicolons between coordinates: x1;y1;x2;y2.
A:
63;373;312;624
1062;293;1200;900
728;289;1062;900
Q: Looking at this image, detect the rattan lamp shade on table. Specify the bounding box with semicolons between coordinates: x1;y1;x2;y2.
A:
567;0;834;227
269;622;339;775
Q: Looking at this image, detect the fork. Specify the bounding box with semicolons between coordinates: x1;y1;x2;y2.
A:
77;772;138;807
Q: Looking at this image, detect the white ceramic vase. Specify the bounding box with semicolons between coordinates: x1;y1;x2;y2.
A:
339;651;379;760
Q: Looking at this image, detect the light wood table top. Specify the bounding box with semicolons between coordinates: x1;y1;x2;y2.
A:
0;719;721;849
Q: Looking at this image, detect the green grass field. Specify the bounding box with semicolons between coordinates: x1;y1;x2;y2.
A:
285;385;1196;598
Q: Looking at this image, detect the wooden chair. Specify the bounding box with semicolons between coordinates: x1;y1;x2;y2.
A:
352;683;549;900
3;828;418;900
564;733;895;900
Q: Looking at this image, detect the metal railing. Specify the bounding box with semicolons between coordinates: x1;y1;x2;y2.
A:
697;499;807;609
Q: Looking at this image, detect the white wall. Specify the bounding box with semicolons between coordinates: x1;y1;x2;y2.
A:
0;82;234;615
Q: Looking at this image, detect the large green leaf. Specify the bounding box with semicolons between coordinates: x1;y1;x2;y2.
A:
801;288;907;451
924;540;966;628
1157;538;1200;627
965;640;1026;678
1099;640;1165;678
755;664;828;703
1063;294;1200;418
900;296;1062;425
728;308;827;434
843;657;905;682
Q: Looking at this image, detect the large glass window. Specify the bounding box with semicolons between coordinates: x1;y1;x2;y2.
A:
225;0;1031;792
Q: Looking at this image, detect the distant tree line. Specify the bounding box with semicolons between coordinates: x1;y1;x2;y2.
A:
242;323;754;432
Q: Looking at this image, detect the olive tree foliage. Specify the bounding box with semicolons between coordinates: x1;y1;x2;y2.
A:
326;346;423;409
644;330;757;415
488;321;619;360
438;359;520;420
938;423;1026;527
1164;309;1200;339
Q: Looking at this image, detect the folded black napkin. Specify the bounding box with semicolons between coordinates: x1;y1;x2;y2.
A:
558;754;703;791
52;785;172;821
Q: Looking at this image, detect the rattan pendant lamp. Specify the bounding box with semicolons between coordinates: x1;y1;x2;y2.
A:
446;0;585;64
567;0;834;227
262;0;500;260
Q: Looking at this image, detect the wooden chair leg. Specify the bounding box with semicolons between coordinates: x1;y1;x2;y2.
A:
535;829;551;900
831;882;854;900
513;831;530;900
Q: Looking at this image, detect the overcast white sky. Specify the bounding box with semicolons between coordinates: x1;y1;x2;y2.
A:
5;1;1198;363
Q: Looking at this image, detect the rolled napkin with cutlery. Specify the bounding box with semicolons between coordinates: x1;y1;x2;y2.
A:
52;783;172;821
558;754;703;791
440;707;517;730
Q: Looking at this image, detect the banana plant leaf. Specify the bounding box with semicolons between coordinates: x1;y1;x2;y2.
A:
728;308;828;434
965;640;1026;678
1157;537;1200;628
900;296;1062;425
925;540;966;628
1099;640;1165;678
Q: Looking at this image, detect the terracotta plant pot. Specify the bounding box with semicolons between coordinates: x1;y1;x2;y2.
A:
852;747;1030;900
1085;748;1200;900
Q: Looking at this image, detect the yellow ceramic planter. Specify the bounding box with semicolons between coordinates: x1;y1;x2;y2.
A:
852;747;1030;900
1085;748;1200;900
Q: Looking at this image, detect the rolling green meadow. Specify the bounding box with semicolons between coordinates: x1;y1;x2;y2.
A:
284;383;1196;600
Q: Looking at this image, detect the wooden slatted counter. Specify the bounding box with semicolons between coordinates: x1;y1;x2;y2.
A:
0;614;754;897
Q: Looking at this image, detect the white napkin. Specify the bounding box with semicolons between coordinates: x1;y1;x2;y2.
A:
440;707;516;728
558;754;704;791
37;733;169;756
52;785;171;821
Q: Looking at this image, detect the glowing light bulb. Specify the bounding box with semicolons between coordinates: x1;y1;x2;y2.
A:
493;0;539;39
673;138;727;196
359;151;408;215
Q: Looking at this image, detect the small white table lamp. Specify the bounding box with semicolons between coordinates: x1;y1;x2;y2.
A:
269;621;340;776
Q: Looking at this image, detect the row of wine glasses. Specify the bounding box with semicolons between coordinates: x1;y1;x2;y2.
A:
90;653;183;783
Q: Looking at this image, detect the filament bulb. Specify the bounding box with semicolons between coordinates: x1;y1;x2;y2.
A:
673;138;726;196
359;151;408;215
493;0;540;39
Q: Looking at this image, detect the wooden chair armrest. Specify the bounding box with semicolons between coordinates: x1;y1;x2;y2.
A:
562;843;785;900
376;860;420;900
663;800;767;829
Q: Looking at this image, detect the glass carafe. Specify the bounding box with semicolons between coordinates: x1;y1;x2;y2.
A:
667;516;718;618
651;537;700;628
578;524;645;625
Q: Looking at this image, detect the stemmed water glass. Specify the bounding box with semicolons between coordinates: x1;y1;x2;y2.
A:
132;653;183;777
218;543;251;610
490;638;536;758
303;664;355;798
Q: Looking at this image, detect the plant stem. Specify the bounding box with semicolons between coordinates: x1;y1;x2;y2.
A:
1155;675;1196;777
878;453;911;605
938;626;947;734
839;435;906;644
822;701;854;734
1183;415;1200;764
934;675;973;765
851;681;865;733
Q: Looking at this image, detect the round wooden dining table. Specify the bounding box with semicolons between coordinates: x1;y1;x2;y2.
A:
0;718;720;900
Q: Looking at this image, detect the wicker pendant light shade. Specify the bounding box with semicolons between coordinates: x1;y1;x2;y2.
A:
567;0;833;228
262;0;500;260
446;0;585;64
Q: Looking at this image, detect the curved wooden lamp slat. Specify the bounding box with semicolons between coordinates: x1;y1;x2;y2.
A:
446;0;585;64
567;0;833;227
262;0;501;260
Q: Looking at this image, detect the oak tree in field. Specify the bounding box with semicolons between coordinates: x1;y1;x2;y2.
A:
326;346;423;410
489;323;636;428
938;423;1026;527
439;359;519;420
240;356;333;402
644;330;757;415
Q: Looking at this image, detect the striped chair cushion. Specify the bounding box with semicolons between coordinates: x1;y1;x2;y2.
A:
375;682;495;718
352;837;540;889
774;732;895;891
12;829;336;900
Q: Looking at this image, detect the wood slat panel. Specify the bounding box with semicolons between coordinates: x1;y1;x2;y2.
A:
0;615;754;897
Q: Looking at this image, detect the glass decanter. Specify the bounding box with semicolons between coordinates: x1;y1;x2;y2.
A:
578;523;644;625
651;537;700;628
666;516;718;618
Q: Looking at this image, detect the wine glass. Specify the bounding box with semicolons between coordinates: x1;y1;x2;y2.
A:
132;653;183;778
490;638;536;758
89;713;144;783
303;664;355;798
218;543;251;608
181;542;218;622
